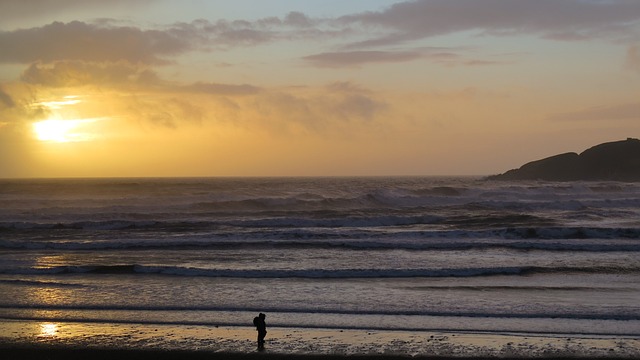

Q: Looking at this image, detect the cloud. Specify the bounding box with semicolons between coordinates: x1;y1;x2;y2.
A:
175;13;343;49
0;0;155;25
17;68;387;133
0;11;341;65
303;50;423;68
183;82;262;96
0;21;188;64
549;102;640;122
302;47;510;68
331;93;386;121
20;61;161;87
0;83;56;131
249;84;388;132
325;81;372;93
203;21;275;47
0;87;15;109
284;11;315;28
129;96;207;128
2;1;639;68
18;60;264;100
109;83;388;134
339;0;640;47
159;1;640;55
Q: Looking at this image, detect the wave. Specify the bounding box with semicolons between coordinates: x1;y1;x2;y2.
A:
1;304;639;322
3;178;640;217
2;227;639;251
2;264;637;278
5;195;640;219
1;237;639;252
0;220;210;231
0;279;87;288
0;213;452;231
1;206;638;236
1;278;628;292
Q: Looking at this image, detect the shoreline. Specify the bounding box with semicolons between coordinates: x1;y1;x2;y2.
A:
1;319;638;358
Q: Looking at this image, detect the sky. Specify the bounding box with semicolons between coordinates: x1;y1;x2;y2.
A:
0;0;639;178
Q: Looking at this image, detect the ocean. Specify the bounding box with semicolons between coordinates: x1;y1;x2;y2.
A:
1;177;639;352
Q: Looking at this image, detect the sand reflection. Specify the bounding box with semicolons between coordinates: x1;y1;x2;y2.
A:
39;322;59;337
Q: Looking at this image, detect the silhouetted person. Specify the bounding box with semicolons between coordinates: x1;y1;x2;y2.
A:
253;312;267;349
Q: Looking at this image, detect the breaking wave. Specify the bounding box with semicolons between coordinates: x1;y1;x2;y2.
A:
2;264;638;278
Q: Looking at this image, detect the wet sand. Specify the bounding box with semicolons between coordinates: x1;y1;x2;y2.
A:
3;347;639;360
1;319;638;358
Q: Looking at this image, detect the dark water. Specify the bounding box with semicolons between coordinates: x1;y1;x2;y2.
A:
1;177;639;335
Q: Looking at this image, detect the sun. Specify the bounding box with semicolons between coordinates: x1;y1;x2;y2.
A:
33;118;99;142
31;95;105;143
33;119;78;142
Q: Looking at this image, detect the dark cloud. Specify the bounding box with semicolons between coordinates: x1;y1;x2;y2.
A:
0;21;188;64
339;0;640;47
549;103;640;122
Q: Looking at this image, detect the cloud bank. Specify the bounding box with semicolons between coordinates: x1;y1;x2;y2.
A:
0;21;187;64
1;0;638;67
340;0;640;47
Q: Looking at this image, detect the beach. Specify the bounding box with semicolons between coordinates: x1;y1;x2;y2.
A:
1;319;639;358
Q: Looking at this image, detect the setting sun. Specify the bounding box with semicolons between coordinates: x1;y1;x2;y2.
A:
33;118;99;142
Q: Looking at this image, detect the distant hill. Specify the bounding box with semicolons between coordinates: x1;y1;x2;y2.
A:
488;138;640;181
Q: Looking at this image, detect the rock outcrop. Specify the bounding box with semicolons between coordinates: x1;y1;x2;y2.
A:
488;138;640;181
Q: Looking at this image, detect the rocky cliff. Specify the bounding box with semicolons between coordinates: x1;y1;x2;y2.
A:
488;138;640;181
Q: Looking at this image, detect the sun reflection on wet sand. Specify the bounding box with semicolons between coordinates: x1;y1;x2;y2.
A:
39;322;59;337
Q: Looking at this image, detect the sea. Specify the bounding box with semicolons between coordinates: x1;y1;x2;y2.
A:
1;176;639;344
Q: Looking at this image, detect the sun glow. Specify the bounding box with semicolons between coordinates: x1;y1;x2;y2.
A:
33;118;100;142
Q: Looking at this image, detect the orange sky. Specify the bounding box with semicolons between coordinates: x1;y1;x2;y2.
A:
1;0;639;177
